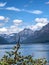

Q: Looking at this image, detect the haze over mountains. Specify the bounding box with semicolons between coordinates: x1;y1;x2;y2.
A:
0;23;49;44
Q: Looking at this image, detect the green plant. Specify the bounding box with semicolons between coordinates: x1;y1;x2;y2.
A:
0;37;47;65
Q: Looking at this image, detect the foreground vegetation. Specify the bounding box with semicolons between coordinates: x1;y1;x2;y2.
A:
0;42;48;65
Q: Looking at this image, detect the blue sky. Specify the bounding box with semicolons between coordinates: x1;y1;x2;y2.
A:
0;0;49;34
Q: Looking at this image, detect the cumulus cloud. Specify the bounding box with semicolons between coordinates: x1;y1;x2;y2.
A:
0;16;9;22
0;16;5;20
0;27;7;34
35;18;48;24
0;27;7;31
0;2;7;7
6;7;21;11
0;16;9;27
7;25;23;34
29;23;46;31
28;18;49;31
13;19;23;26
0;19;23;34
0;18;49;34
0;26;23;34
7;19;23;34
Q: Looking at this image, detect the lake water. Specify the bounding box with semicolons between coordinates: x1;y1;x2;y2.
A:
0;43;49;61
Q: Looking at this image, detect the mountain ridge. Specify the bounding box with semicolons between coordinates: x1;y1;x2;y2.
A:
22;23;49;43
0;23;49;44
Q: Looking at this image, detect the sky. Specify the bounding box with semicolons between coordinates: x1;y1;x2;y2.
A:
0;0;49;34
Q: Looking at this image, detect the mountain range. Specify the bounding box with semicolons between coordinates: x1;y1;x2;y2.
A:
0;28;33;44
0;36;8;44
0;23;49;44
22;23;49;43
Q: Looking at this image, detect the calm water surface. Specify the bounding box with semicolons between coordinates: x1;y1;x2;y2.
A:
0;43;49;61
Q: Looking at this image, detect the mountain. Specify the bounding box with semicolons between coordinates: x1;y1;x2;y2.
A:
0;22;49;44
5;33;18;43
22;23;49;43
0;36;8;44
0;28;33;44
18;28;33;42
0;33;18;44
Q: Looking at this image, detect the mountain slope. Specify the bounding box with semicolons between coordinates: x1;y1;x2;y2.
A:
18;28;33;42
22;23;49;43
0;28;33;44
0;36;8;44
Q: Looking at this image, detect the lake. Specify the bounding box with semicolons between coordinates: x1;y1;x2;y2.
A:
0;43;49;61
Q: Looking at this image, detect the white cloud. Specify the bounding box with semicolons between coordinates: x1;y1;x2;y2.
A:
0;16;5;20
0;2;7;7
0;6;42;15
0;19;23;34
6;7;42;14
27;23;47;31
0;18;49;34
30;23;46;31
26;18;49;31
28;18;49;31
0;26;23;34
8;17;49;33
6;7;21;11
7;19;23;34
31;10;42;14
0;27;7;31
0;16;9;22
35;18;48;24
23;9;43;14
13;19;23;26
7;25;23;34
0;27;7;34
45;2;49;4
0;16;9;27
